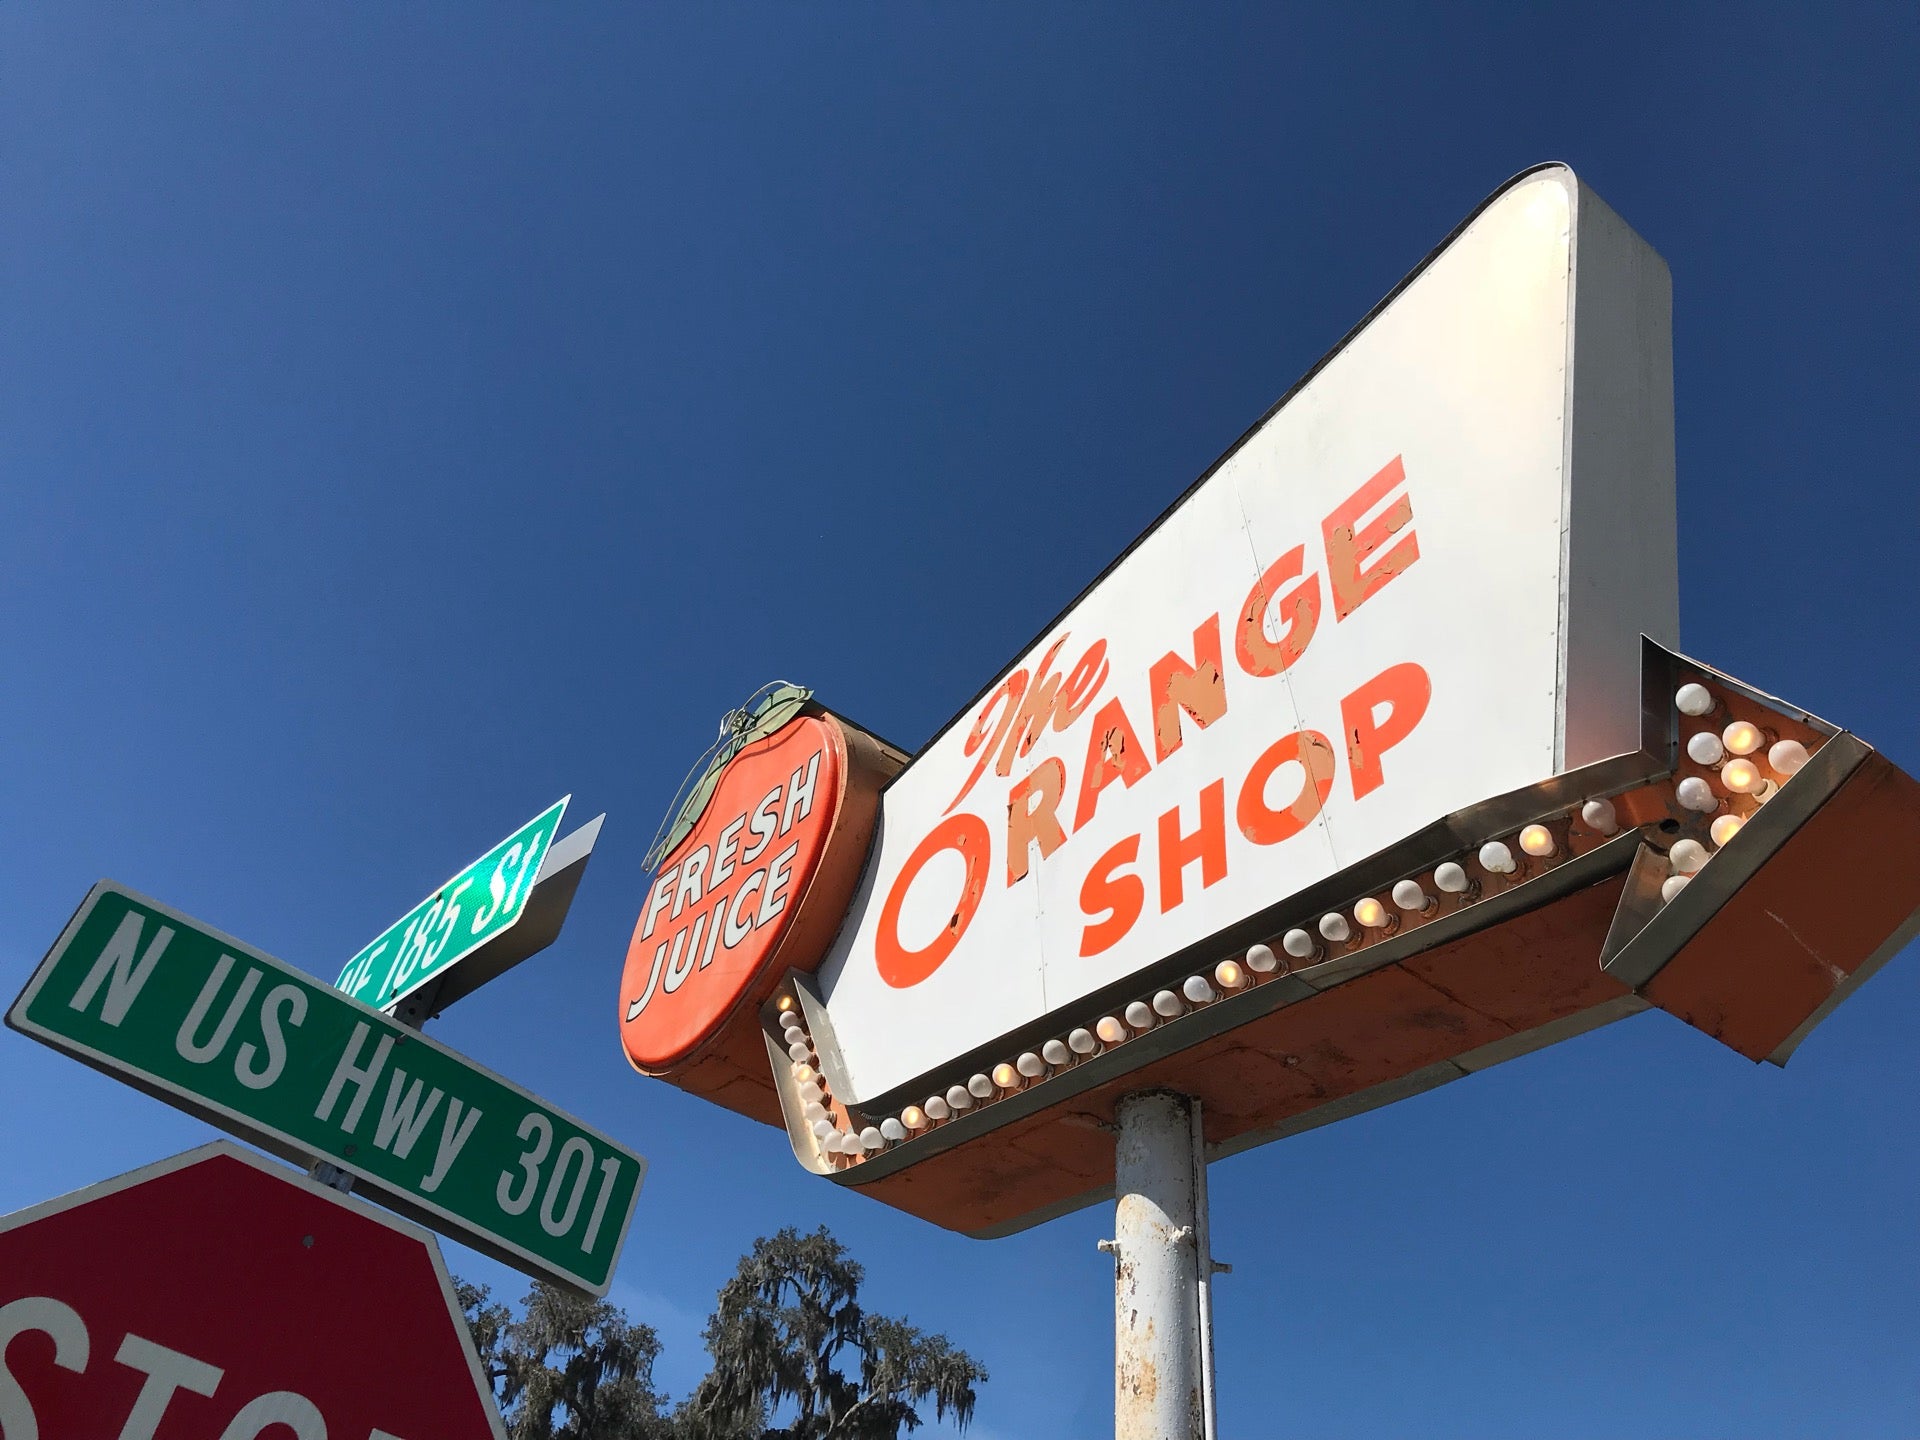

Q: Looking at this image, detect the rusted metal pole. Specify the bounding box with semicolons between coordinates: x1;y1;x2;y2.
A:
1105;1089;1210;1440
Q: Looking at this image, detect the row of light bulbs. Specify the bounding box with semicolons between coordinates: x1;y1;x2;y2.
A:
782;679;1820;1162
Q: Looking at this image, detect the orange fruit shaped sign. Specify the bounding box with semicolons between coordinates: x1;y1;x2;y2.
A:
621;711;847;1073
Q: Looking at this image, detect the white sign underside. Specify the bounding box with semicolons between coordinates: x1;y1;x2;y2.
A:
819;166;1677;1105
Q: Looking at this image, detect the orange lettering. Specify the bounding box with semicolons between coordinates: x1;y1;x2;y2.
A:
1236;545;1321;677
1322;456;1419;622
876;814;991;988
1079;835;1144;957
1007;759;1068;884
1340;662;1432;800
1149;616;1227;762
1157;779;1227;912
1074;698;1152;830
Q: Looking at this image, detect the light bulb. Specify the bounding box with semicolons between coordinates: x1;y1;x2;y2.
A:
1152;989;1184;1017
880;1118;907;1142
1434;862;1471;894
1017;1051;1046;1077
946;1085;973;1111
1753;779;1778;804
924;1096;951;1121
902;1105;929;1130
797;1082;824;1106
792;1064;816;1085
1318;913;1352;943
812;1118;834;1139
1661;874;1691;903
1675;684;1714;716
776;994;796;1013
1686;732;1725;766
787;1040;811;1063
1722;758;1761;793
1710;813;1744;847
1245;944;1279;974
1768;739;1809;776
1069;1027;1098;1054
1392;879;1432;912
1282;928;1318;959
1124;1001;1154;1030
991;1062;1020;1090
1042;1039;1071;1066
1519;824;1556;858
1722;720;1763;756
1095;1016;1127;1045
860;1127;884;1151
1182;975;1216;1004
1580;798;1619;835
1354;897;1390;929
967;1073;993;1099
1668;839;1709;875
1214;959;1247;990
1676;777;1717;812
804;1101;827;1123
1479;841;1516;874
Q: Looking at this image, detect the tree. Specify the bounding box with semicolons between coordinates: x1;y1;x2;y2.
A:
675;1227;986;1440
459;1278;669;1440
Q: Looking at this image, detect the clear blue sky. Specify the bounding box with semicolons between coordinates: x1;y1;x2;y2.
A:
4;6;1916;1436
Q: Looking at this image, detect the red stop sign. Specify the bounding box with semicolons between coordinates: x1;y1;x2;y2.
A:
0;1142;502;1439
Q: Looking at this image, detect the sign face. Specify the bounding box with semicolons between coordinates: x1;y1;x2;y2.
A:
338;797;569;1011
8;882;643;1295
815;166;1679;1104
0;1142;503;1439
621;714;845;1071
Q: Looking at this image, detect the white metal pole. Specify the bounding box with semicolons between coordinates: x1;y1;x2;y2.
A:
1190;1096;1220;1440
1106;1089;1207;1440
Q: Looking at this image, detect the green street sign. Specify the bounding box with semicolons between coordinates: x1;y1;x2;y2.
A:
8;881;644;1296
337;797;569;1011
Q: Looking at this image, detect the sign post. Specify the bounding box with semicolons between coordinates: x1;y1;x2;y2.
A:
7;881;643;1296
0;1141;504;1439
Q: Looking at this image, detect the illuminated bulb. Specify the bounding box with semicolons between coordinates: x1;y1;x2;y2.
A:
787;1040;811;1063
1214;959;1247;990
1676;777;1717;812
1095;1016;1127;1045
1686;732;1725;766
860;1127;884;1151
880;1118;907;1142
1182;976;1216;1005
1661;874;1691;903
1125;1002;1155;1030
1391;879;1431;912
1152;989;1184;1017
1479;841;1517;874
792;1064;816;1085
1675;683;1714;716
797;1082;824;1106
1245;943;1279;973
1710;814;1744;848
1282;928;1318;959
804;1102;827;1123
967;1073;993;1099
1318;913;1352;943
1434;862;1471;894
776;994;796;1013
1768;739;1809;776
1580;799;1619;835
1042;1039;1071;1066
1518;824;1556;858
1722;720;1763;756
1668;839;1709;875
924;1096;951;1122
902;1105;929;1131
1354;897;1390;929
811;1118;834;1139
946;1085;973;1111
1721;758;1761;793
991;1062;1020;1090
1069;1027;1098;1054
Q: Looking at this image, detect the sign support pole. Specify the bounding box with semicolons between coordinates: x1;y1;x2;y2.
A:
1104;1090;1219;1440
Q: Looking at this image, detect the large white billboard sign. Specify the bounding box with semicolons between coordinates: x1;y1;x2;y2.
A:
817;166;1678;1105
